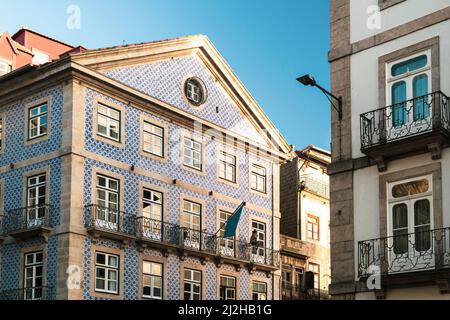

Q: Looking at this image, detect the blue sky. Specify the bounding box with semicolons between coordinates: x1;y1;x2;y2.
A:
2;0;331;151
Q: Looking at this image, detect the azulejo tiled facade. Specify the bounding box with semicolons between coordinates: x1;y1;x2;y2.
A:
0;34;292;300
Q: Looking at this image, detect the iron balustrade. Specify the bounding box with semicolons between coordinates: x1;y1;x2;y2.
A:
301;175;329;198
358;227;450;277
85;204;135;236
4;204;51;234
86;206;280;268
281;283;329;300
360;91;450;149
0;287;54;300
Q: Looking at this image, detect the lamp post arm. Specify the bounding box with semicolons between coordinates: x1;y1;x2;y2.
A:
313;83;343;121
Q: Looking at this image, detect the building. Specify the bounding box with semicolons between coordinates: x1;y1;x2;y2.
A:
279;146;331;300
0;28;293;300
329;0;450;299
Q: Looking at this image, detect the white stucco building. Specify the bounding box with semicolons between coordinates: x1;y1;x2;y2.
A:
329;0;450;300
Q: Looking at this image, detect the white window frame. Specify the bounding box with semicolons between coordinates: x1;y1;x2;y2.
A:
252;281;267;300
219;210;235;256
24;251;44;300
142;261;163;300
26;174;47;228
186;79;203;105
184;269;202;300
96;175;120;226
219;151;237;183
250;164;267;194
94;252;119;294
0;116;4;152
28;103;48;140
219;275;236;300
386;51;432;106
183;138;203;171
97;103;121;142
143;121;164;157
251;220;267;261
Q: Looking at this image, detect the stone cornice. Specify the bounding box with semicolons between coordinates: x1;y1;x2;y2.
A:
329;5;450;62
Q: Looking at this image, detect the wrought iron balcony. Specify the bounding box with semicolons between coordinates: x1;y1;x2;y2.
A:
281;283;329;300
358;228;450;277
134;217;280;269
360;91;450;164
301;175;329;199
4;204;52;240
85;204;136;240
0;287;54;300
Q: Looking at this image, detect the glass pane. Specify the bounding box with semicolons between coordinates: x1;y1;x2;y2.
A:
393;179;429;198
413;74;429;120
391;55;428;77
393;204;408;229
415;225;431;252
414;200;430;225
392;81;407;127
393;229;409;255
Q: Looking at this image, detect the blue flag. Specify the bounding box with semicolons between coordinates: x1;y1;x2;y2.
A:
223;202;245;238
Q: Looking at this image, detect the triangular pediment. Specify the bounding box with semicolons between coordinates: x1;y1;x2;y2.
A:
70;36;291;155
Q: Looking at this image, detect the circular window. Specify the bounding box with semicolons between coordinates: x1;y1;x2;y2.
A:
184;77;207;106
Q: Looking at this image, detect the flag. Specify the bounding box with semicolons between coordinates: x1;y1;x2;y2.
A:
223;202;246;238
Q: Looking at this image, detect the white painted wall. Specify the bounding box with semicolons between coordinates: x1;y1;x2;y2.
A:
351;20;450;159
353;149;450;280
350;0;450;43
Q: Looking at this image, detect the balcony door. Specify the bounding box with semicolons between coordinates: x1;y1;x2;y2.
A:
387;175;434;273
95;175;119;231
181;200;202;250
386;51;432;139
141;188;163;241
26;174;47;229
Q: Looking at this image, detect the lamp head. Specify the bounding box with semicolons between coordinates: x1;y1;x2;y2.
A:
297;74;316;87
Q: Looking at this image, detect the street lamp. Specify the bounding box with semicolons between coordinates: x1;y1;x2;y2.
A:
296;74;343;121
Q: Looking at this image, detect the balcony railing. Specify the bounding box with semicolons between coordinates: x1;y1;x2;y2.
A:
301;175;329;198
0;287;54;300
4;204;52;235
85;204;135;236
360;91;450;150
358;228;450;277
281;283;330;300
88;207;280;268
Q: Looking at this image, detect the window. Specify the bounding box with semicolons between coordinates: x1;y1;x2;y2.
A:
308;263;320;290
250;164;267;194
184;269;201;300
307;215;320;241
28;103;48;140
251;220;266;263
26;174;47;228
24;251;44;300
97;103;121;142
142;261;163;300
184;78;206;106
387;52;431;127
0;60;12;76
181;200;202;249
252;281;267;300
183;138;202;171
95;175;119;229
141;188;163;240
219;151;236;183
0;117;4;151
143;121;164;157
220;276;236;300
389;175;433;256
95;252;119;294
219;210;235;256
